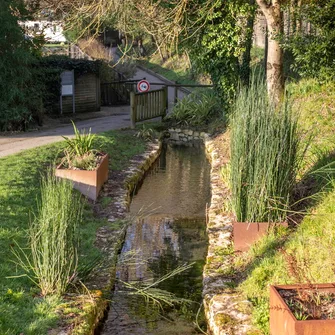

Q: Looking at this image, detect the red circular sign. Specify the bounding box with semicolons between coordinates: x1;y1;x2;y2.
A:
137;80;150;92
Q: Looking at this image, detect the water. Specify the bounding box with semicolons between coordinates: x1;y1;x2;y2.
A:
101;143;211;335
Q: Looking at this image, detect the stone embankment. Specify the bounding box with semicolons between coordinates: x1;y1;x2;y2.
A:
168;127;255;334
203;137;255;335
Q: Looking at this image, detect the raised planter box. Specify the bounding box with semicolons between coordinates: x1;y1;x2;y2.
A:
55;154;109;201
233;221;288;252
270;284;335;335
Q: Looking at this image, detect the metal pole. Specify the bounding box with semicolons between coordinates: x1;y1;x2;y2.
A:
130;92;136;129
72;70;75;114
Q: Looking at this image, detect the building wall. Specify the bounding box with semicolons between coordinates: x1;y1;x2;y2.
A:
61;73;100;114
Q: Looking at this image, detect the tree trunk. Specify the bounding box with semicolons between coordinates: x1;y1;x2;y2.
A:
264;25;268;77
256;0;284;105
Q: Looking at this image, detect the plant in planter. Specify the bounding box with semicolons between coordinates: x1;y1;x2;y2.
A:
269;247;335;334
55;122;109;201
270;284;335;335
230;77;300;251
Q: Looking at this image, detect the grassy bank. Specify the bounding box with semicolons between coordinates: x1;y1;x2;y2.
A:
139;53;211;86
229;79;335;334
0;130;146;334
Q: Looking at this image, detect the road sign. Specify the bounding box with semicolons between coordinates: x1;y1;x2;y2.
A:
137;80;150;93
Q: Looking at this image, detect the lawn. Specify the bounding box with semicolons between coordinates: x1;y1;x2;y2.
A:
0;129;146;334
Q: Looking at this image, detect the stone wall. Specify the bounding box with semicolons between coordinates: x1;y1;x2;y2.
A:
167;128;210;143
203;137;254;335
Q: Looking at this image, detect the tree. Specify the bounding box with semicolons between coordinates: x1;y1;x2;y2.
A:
256;0;284;104
39;0;286;101
284;0;335;80
0;0;43;130
189;0;256;103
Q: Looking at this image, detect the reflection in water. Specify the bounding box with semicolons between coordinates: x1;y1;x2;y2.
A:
102;143;211;335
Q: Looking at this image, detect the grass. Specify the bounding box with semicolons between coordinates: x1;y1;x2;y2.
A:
0;129;146;334
230;78;335;334
139;53;210;86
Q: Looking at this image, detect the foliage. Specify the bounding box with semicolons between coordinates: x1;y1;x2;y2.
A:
0;0;43;131
61;122;100;170
100;59;137;83
134;125;156;141
12;172;83;296
40;55;101;76
189;0;256;104
166;89;222;127
283;0;335;81
63;122;97;157
230;77;301;222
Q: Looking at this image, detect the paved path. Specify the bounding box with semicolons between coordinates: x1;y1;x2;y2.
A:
0;64;189;158
0;110;130;158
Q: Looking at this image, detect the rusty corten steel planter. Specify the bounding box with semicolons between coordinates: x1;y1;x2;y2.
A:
233;221;288;252
55;153;109;201
270;284;335;335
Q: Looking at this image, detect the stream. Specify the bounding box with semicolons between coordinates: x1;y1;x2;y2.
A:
101;142;211;334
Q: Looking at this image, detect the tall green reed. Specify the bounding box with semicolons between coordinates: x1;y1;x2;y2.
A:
13;172;83;296
230;78;300;222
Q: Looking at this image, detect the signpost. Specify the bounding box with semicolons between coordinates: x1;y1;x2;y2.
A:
60;70;75;114
137;79;150;93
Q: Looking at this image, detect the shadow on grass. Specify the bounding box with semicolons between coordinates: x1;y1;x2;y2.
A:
233;148;335;288
290;149;335;226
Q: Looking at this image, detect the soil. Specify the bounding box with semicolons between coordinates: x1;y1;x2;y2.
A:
279;288;335;320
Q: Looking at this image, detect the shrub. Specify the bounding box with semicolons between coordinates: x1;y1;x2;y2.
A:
0;1;44;131
13;172;83;296
283;0;335;81
166;89;222;127
230;79;300;222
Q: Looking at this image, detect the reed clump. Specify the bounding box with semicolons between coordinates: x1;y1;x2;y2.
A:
13;172;83;296
230;79;300;222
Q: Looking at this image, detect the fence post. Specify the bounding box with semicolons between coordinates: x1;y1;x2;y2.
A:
130;92;136;129
174;82;178;105
163;86;168;116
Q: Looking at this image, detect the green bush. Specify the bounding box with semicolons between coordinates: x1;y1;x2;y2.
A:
230;79;301;222
0;0;44;131
166;89;222;127
13;172;83;296
283;0;335;81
